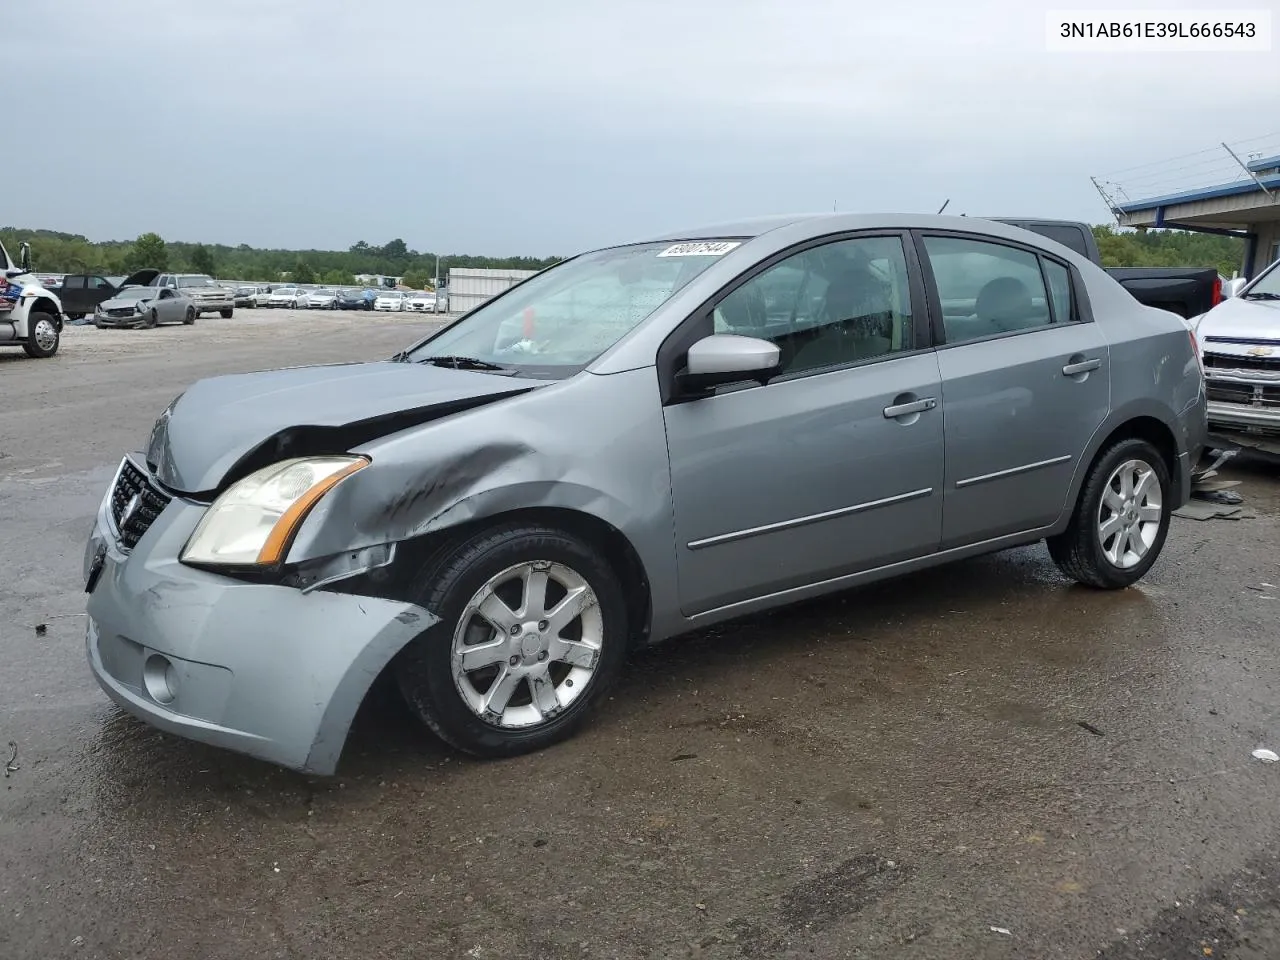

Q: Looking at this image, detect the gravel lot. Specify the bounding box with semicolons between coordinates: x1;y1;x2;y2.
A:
3;310;1280;960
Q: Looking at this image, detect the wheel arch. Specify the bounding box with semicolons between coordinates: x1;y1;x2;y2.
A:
25;296;64;331
320;504;655;652
1057;407;1185;531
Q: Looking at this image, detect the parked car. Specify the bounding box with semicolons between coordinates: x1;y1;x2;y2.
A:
148;273;235;318
1190;255;1280;452
373;290;406;311
53;274;119;320
303;287;338;309
95;285;196;328
83;213;1206;775
335;288;376;311
265;286;304;308
234;285;271;308
992;219;1223;320
405;292;437;313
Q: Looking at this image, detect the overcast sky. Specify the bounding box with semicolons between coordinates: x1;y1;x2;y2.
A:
14;0;1278;256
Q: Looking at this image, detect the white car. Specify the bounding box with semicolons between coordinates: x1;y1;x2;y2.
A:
303;287;337;309
373;291;406;312
266;287;304;309
405;293;437;312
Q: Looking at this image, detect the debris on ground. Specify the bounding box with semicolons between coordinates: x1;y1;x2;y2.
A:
4;741;18;777
1174;501;1253;521
1077;721;1106;737
34;623;46;637
1251;748;1279;763
989;926;1012;936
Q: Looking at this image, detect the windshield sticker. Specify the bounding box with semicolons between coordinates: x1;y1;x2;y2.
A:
656;241;742;258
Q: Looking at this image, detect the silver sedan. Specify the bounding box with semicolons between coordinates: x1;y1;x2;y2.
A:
94;285;196;328
83;213;1206;774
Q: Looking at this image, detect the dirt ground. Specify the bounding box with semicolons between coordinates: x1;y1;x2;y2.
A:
2;310;1280;960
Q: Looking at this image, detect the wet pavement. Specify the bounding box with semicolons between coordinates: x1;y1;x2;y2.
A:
2;312;1280;960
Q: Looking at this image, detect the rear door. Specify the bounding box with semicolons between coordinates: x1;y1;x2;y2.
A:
915;231;1110;547
661;232;945;615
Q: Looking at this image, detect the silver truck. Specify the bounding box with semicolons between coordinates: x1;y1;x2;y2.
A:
1192;256;1280;452
155;273;235;318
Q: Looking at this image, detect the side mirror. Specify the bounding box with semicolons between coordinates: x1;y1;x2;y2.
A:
676;334;781;394
1224;277;1248;299
18;242;31;272
4;267;26;279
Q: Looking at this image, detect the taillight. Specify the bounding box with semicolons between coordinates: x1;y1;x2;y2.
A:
1212;276;1223;307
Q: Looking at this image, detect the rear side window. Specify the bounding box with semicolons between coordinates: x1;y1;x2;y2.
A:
922;236;1055;343
63;276;86;289
1043;260;1074;323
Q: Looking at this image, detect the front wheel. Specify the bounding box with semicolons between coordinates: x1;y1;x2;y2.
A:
22;310;60;358
144;308;158;329
1047;437;1172;589
184;307;196;324
219;307;233;319
395;524;630;757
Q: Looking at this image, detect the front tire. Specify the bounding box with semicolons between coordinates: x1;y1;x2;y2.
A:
184;307;196;324
395;524;630;757
22;310;60;358
219;307;233;319
1047;437;1172;589
144;308;158;329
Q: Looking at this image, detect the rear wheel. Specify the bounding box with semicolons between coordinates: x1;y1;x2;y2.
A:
395;524;629;757
22;310;60;358
1047;437;1172;589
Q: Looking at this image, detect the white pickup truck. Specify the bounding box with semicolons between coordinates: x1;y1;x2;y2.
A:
0;239;64;358
1192;256;1280;453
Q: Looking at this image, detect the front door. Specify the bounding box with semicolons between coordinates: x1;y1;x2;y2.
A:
662;234;945;616
916;232;1110;547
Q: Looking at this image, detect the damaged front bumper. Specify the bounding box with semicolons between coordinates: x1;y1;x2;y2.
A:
83;483;436;775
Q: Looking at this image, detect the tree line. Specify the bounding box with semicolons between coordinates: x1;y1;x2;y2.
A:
1;223;1249;287
0;229;564;290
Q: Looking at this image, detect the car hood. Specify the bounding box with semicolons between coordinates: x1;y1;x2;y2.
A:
101;290;156;308
1196;295;1280;346
145;361;540;494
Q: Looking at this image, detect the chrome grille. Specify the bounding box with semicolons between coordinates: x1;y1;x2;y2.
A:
109;458;172;549
1204;352;1280;373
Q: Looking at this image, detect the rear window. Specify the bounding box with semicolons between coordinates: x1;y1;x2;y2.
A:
1022;224;1089;258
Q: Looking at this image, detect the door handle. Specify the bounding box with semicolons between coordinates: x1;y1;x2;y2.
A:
1062;358;1101;376
883;397;937;419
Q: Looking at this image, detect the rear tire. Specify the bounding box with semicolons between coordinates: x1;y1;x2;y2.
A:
395;523;630;757
22;310;60;358
1047;437;1172;589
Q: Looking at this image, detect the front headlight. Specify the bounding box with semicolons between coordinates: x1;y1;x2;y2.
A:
134;301;148;313
181;455;369;566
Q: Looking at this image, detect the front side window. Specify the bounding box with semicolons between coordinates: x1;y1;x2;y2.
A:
407;240;734;376
712;235;915;376
923;236;1054;343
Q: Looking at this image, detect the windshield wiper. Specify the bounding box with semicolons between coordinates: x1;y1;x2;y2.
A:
1243;292;1280;300
417;355;510;371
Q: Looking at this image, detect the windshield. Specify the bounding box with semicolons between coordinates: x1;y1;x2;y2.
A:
405;241;734;373
113;285;151;299
274;287;297;295
178;275;216;287
1246;261;1280;297
311;288;332;295
379;291;402;298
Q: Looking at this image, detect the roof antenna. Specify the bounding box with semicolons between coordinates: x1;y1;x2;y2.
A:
936;199;951;215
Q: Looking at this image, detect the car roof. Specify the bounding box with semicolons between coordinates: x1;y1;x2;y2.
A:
635;212;1055;245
